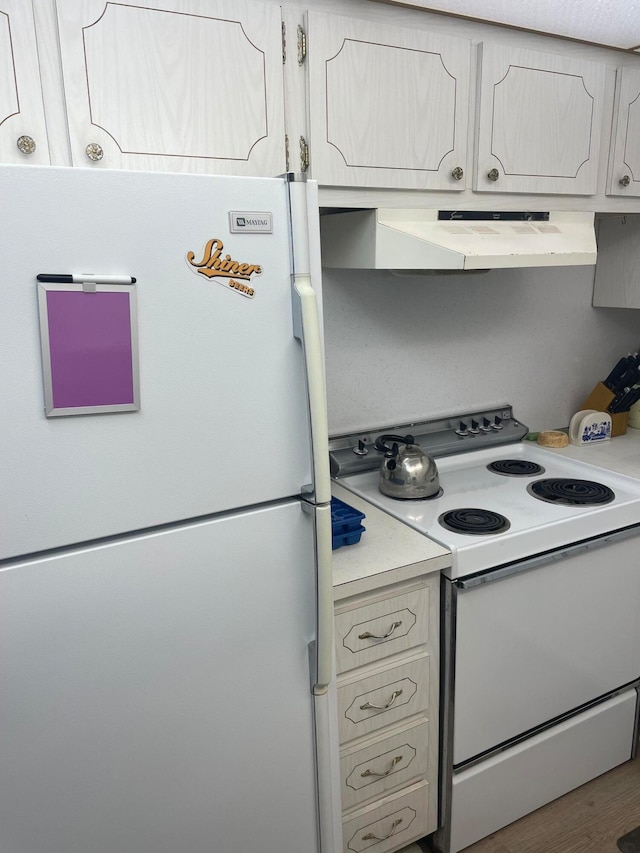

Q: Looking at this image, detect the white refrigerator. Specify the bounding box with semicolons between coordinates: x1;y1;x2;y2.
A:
0;165;340;853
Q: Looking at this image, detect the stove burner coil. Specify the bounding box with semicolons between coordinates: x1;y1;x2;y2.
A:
487;459;545;477
527;478;615;506
438;508;510;535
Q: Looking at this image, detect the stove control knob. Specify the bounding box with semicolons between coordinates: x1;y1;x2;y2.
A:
469;419;480;434
492;416;503;430
353;439;369;457
455;421;469;437
480;417;492;432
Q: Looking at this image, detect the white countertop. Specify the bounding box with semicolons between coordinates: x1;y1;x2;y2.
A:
535;427;640;478
331;482;451;600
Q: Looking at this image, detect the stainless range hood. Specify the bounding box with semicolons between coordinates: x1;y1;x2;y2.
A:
320;209;597;271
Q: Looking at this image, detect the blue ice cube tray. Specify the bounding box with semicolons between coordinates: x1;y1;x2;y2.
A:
331;497;366;550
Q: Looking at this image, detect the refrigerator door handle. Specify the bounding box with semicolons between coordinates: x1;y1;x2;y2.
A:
292;271;331;505
313;502;333;695
287;176;331;506
288;176;332;696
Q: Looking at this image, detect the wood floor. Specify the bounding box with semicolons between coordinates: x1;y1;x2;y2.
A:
445;757;640;853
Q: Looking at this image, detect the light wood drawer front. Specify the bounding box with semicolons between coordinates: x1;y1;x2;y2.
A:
341;720;429;811
335;588;429;673
338;656;430;744
342;781;430;853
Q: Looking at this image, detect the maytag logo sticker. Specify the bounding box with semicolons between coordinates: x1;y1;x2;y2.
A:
186;238;262;298
229;211;273;233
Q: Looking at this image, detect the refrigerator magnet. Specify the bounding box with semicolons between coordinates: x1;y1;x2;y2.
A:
36;275;140;417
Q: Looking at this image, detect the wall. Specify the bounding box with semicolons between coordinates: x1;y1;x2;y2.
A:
322;264;640;435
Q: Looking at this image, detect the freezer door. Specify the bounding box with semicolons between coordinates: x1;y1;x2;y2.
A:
0;502;322;853
1;165;318;558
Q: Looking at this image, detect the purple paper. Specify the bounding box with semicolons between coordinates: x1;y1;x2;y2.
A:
46;291;134;409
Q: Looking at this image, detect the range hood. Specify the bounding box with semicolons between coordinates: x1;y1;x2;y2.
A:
320;209;597;271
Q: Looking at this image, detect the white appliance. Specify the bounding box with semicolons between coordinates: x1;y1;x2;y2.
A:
0;165;341;853
330;406;640;853
320;209;597;270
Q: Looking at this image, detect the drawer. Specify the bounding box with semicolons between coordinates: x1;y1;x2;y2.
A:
449;690;636;853
335;587;429;674
342;781;431;853
338;655;430;744
340;720;429;811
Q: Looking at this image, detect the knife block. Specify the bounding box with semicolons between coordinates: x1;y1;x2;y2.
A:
580;382;628;436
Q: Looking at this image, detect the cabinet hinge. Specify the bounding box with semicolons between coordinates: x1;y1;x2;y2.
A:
297;24;306;65
281;21;286;64
299;135;309;172
285;133;290;172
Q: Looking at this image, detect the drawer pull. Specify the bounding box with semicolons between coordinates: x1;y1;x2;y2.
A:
361;754;403;778
358;620;402;640
360;689;403;711
362;818;403;841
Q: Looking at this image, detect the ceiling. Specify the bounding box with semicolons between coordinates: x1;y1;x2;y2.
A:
380;0;640;51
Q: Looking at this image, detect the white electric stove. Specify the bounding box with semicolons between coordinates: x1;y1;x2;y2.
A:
329;406;640;853
335;440;640;579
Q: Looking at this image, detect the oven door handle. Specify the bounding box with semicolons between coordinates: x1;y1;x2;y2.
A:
457;524;640;590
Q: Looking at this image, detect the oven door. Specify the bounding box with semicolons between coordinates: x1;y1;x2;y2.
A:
452;526;640;767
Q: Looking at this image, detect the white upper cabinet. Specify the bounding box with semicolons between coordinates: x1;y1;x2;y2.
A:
55;0;286;175
0;2;49;164
306;11;471;190
608;67;640;197
474;43;607;195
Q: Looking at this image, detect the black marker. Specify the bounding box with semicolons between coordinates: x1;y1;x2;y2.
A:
37;274;136;284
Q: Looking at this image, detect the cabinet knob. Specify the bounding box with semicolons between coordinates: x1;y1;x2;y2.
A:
85;143;104;162
488;168;500;182
16;135;36;155
619;174;631;187
451;166;464;181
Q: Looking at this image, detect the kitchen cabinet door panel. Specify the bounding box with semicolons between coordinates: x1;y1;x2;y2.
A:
335;586;429;673
0;2;49;164
342;781;431;853
338;654;430;743
340;720;429;811
474;43;606;195
592;213;640;307
307;11;470;190
608;66;640;197
55;0;285;176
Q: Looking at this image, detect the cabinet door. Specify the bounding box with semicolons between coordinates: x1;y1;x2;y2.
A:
306;11;470;190
607;67;640;197
55;0;285;176
0;1;49;164
474;43;606;195
592;214;640;308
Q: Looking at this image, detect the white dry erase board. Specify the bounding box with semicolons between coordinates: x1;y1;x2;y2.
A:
36;274;140;417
